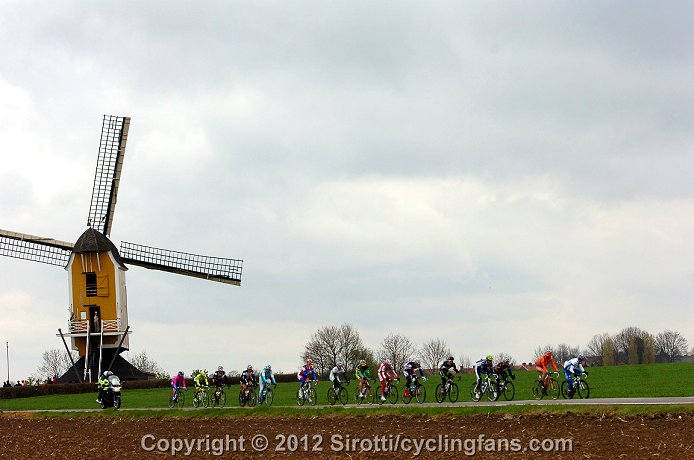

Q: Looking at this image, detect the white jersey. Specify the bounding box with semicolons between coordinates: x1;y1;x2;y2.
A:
563;358;584;374
329;366;344;382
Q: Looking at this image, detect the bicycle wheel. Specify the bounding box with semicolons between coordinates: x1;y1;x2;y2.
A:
560;381;571;399
470;382;482;402
247;388;257;407
327;387;337;405
577;380;590;399
388;385;398;404
239;390;247;407
435;384;446;403
487;383;499;402
338;387;348;405
296;387;306;406
449;382;459;403
263;388;274;406
532;380;544;400
502;381;515;401
201;389;209;408
217;389;226;408
308;387;317;406
415;383;427;403
376;386;386;405
168;391;182;408
193;390;201;408
402;386;413;404
547;378;560;400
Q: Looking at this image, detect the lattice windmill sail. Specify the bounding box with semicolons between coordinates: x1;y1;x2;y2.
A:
0;115;242;382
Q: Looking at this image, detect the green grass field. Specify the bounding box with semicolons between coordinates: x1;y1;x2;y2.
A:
1;362;692;412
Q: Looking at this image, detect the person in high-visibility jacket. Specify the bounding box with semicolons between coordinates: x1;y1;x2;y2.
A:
96;371;112;403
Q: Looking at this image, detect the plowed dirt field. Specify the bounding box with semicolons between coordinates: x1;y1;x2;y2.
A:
1;412;691;459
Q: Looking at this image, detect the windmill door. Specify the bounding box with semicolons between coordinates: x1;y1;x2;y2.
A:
89;306;101;333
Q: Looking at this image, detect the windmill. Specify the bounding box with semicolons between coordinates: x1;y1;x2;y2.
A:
0;115;242;382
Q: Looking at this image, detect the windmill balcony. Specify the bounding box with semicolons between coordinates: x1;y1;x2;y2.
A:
67;319;122;336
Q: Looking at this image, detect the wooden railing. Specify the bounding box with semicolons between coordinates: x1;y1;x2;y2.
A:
68;319;120;334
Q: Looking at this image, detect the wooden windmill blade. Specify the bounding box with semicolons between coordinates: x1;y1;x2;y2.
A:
0;228;73;267
120;241;243;285
86;115;131;237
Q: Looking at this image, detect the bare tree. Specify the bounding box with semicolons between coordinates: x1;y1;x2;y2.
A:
419;338;452;370
458;354;472;369
128;350;168;378
584;333;607;364
614;326;649;364
655;330;689;362
37;348;78;380
378;333;417;374
494;353;516;365
301;324;366;375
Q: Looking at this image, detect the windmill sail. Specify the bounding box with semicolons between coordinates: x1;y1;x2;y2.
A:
87;115;131;237
0;229;73;267
120;241;242;285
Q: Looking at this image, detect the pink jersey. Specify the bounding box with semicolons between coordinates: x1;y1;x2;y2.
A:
171;374;187;388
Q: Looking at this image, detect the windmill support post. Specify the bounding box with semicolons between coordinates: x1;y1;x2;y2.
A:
58;328;81;383
106;325;130;373
98;320;104;378
84;321;91;382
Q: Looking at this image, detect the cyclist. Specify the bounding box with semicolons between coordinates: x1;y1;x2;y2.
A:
170;371;187;401
402;361;426;398
212;366;226;389
473;355;495;391
258;364;276;403
377;359;398;401
329;364;347;396
240;365;257;399
193;369;209;399
96;371;112;403
297;359;317;391
494;359;516;382
535;351;559;391
355;359;372;400
438;356;459;387
563;354;588;397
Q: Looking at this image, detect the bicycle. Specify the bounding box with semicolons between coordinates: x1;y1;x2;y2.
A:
327;379;349;406
532;372;560;400
493;374;516;401
210;385;226;408
238;384;257;407
470;374;499;402
402;375;427;404
192;385;210;408
435;375;460;403
561;372;590;399
296;380;317;406
354;378;375;404
168;386;186;408
377;378;399;405
258;383;276;406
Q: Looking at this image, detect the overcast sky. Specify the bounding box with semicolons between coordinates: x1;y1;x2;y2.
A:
1;1;693;380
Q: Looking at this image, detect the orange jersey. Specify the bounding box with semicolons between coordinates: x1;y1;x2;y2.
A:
535;354;558;371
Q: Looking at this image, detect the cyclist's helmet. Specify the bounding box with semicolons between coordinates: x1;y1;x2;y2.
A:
218;366;224;372
447;356;454;361
486;355;493;361
247;364;253;370
178;371;184;376
266;364;272;370
359;359;367;367
306;359;313;365
578;354;585;361
545;350;553;355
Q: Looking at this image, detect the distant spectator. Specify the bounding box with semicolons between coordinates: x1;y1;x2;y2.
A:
2;380;10;387
15;381;21;387
53;375;59;384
